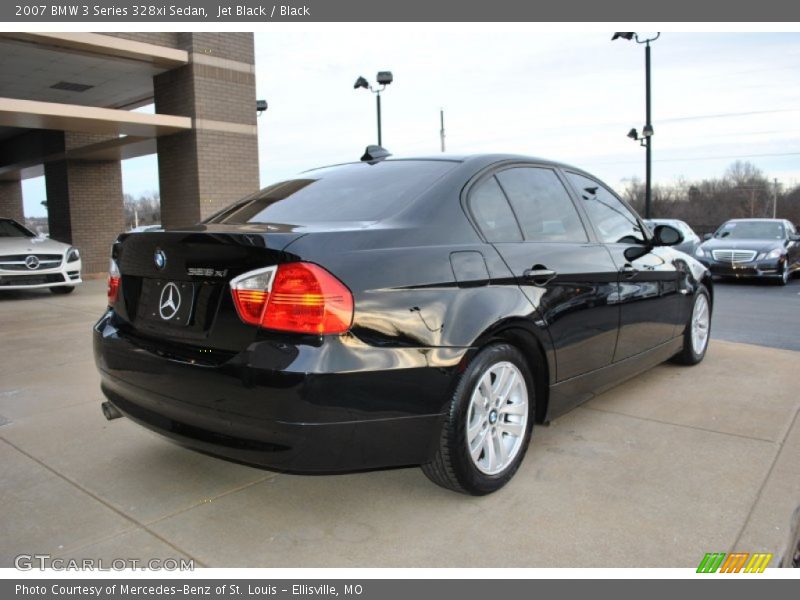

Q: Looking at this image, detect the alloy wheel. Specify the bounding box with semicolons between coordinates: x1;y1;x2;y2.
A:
465;361;529;475
691;293;710;355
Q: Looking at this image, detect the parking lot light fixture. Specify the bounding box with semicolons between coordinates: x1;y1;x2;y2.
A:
613;32;660;219
353;71;393;146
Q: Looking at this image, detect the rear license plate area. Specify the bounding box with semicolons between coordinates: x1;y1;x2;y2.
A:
140;279;196;327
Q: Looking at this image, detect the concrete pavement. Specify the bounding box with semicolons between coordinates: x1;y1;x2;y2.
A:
1;280;798;567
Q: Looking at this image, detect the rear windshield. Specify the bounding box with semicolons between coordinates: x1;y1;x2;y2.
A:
0;219;34;238
208;160;457;224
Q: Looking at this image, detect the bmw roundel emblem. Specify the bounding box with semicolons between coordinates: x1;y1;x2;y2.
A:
154;249;167;270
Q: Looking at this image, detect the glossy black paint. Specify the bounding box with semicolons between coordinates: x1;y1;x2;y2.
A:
94;154;712;473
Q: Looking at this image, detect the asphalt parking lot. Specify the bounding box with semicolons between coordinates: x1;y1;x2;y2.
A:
1;278;799;568
712;277;800;351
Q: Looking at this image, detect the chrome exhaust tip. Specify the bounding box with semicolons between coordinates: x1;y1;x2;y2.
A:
101;401;123;421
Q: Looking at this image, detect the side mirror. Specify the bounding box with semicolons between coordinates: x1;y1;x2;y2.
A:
703;233;713;241
624;245;650;262
791;234;800;242
653;224;683;247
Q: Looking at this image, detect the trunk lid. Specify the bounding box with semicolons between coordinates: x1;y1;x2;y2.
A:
112;224;304;354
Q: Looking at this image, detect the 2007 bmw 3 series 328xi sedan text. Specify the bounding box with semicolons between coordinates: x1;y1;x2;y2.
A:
94;151;713;495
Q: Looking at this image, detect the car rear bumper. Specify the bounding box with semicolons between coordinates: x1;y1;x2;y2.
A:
94;313;461;473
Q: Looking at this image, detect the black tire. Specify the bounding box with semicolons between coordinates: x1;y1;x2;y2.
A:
777;265;790;286
421;343;535;495
49;286;75;295
672;285;711;365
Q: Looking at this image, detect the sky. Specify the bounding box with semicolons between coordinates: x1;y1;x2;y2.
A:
21;31;800;218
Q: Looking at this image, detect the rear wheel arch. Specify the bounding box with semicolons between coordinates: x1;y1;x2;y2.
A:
701;273;714;310
466;321;552;424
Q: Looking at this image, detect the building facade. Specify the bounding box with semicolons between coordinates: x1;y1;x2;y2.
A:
0;32;260;273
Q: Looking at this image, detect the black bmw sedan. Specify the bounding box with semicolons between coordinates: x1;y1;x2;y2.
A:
695;218;800;285
94;152;713;495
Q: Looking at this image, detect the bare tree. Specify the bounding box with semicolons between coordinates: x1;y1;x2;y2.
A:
123;191;161;230
618;161;794;235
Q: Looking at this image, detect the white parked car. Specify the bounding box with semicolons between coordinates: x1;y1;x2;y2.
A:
0;217;82;294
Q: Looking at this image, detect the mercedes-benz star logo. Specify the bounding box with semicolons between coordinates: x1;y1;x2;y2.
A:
158;282;182;320
154;249;167;270
25;255;40;270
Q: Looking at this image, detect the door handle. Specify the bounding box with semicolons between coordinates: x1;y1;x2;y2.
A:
522;267;557;286
620;263;638;278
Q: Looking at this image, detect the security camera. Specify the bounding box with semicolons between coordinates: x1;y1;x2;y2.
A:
376;71;393;85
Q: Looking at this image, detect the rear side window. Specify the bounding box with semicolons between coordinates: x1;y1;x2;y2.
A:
209;160;457;224
469;176;523;242
495;167;588;242
566;172;646;244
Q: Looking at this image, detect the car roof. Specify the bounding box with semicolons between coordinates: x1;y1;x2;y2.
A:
306;153;581;174
724;218;787;222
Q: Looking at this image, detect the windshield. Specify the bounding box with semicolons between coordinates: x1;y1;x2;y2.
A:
208;160;458;225
0;219;35;238
715;221;785;240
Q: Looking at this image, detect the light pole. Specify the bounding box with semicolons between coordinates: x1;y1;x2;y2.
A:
772;178;779;218
440;108;446;152
354;71;393;146
613;32;660;219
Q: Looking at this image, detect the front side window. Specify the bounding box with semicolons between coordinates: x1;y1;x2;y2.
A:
468;176;523;242
495;167;587;243
566;172;646;244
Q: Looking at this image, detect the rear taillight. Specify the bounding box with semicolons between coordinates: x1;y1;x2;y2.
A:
230;262;354;335
107;258;121;305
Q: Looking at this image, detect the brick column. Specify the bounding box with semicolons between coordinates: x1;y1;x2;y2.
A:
44;133;124;275
154;32;260;227
0;180;25;224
